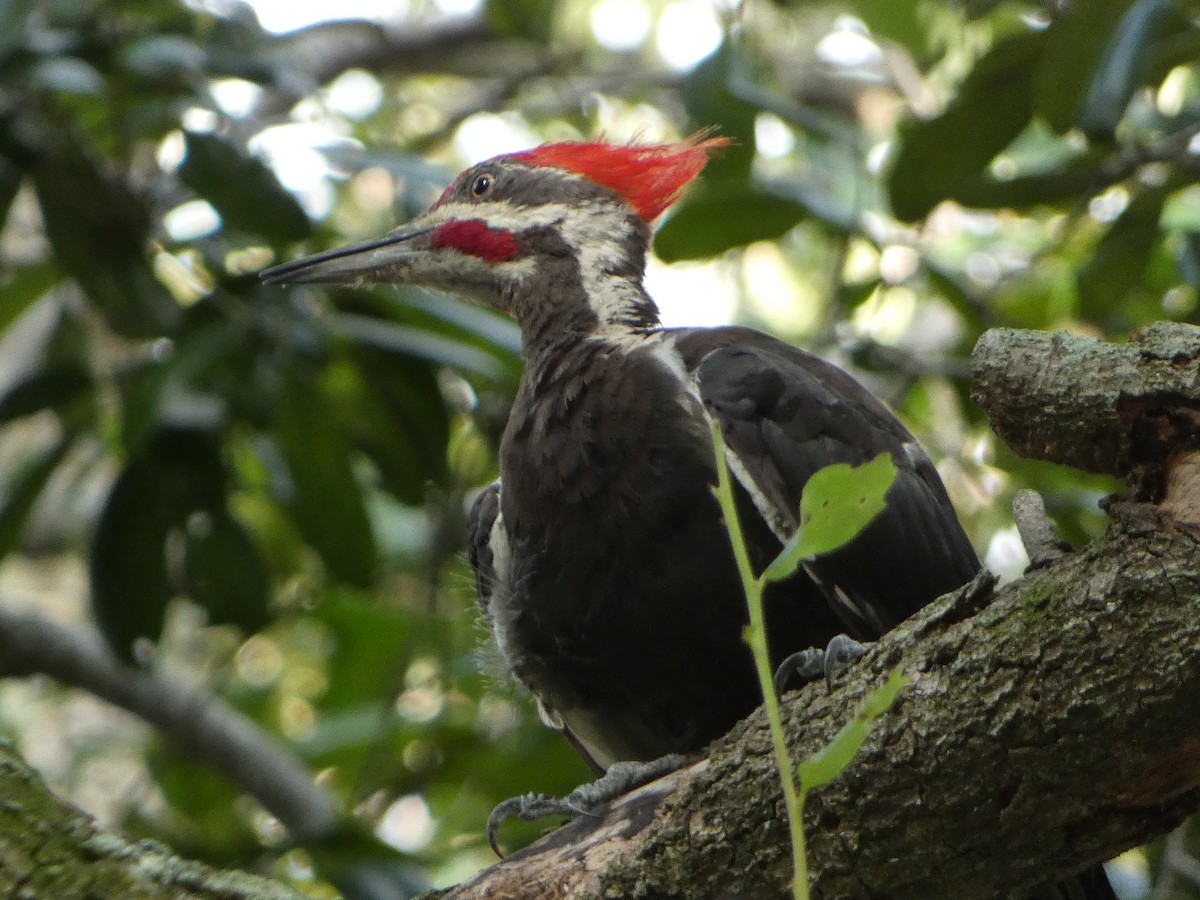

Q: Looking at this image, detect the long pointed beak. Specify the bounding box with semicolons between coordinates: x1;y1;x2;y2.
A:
260;225;434;285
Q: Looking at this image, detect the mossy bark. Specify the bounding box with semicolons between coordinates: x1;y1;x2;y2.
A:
971;321;1200;484
0;739;306;899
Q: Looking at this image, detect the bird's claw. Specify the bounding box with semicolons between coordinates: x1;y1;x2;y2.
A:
824;634;870;684
486;792;595;856
487;753;686;856
774;634;872;693
773;647;826;694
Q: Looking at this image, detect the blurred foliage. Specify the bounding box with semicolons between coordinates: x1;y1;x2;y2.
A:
0;0;1197;895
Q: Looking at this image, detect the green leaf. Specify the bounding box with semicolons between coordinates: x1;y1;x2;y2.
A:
486;0;554;42
31;129;179;337
1078;0;1175;139
0;367;92;425
147;748;255;862
797;668;907;790
90;428;227;660
889;30;1045;221
1138;16;1200;88
1164;188;1200;233
178;131;311;244
844;0;930;57
396;289;522;359
273;368;378;588
0;296;93;426
121;34;207;78
328;312;511;381
951;146;1112;211
763;454;897;582
312;591;410;712
0;433;72;561
0;264;61;331
1033;0;1135;134
654;184;808;262
922;261;983;331
182;512;271;633
1077;187;1166;320
28;58;105;96
341;349;449;506
0;154;21;235
1178;231;1200;290
682;42;758;182
90;461;174;661
0;0;37;57
117;313;244;455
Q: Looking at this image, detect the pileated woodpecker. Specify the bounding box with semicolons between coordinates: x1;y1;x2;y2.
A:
263;138;1114;898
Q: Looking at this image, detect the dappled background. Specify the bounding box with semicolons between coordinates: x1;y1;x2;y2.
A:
0;0;1198;895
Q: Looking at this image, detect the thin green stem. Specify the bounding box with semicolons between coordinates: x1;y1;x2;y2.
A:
709;421;809;900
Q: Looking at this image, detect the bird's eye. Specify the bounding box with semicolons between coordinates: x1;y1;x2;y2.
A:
471;173;494;197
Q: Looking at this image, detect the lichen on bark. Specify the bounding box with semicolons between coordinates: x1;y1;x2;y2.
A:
0;739;306;900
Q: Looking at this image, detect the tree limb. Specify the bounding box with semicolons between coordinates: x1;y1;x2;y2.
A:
0;739;307;899
971;321;1200;485
257;15;542;114
422;324;1200;899
1011;488;1072;567
0;607;339;842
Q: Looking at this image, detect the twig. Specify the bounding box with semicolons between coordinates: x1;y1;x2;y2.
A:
1012;489;1072;569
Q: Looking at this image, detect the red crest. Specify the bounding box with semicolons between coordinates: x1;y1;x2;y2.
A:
505;135;728;222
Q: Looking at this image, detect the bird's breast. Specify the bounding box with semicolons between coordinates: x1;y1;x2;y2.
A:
481;335;851;761
499;337;708;526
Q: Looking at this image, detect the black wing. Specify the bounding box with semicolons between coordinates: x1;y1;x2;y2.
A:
466;481;502;617
675;327;980;638
679;330;1121;900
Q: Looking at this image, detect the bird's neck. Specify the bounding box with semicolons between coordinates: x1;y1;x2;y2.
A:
509;263;661;361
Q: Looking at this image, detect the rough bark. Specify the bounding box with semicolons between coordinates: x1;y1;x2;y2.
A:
971;321;1200;487
426;323;1200;899
0;739;307;899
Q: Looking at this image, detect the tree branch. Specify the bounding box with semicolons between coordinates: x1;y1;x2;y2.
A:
258;15;542;113
971;321;1200;484
0;607;339;841
422;324;1200;899
0;739;307;898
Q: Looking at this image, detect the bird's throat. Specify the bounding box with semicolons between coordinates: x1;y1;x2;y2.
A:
508;277;661;361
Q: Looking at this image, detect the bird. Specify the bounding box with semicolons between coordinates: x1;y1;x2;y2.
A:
262;136;1114;899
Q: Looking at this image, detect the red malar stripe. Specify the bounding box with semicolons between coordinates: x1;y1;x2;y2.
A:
431;219;520;262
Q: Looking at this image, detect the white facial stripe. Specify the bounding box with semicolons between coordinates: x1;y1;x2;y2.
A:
558;204;643;328
421;196;647;326
423;197;560;231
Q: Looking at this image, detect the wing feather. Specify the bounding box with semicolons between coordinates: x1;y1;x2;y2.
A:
676;327;980;636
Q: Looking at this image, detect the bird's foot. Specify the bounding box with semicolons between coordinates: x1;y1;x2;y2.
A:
774;633;872;693
487;753;686;856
